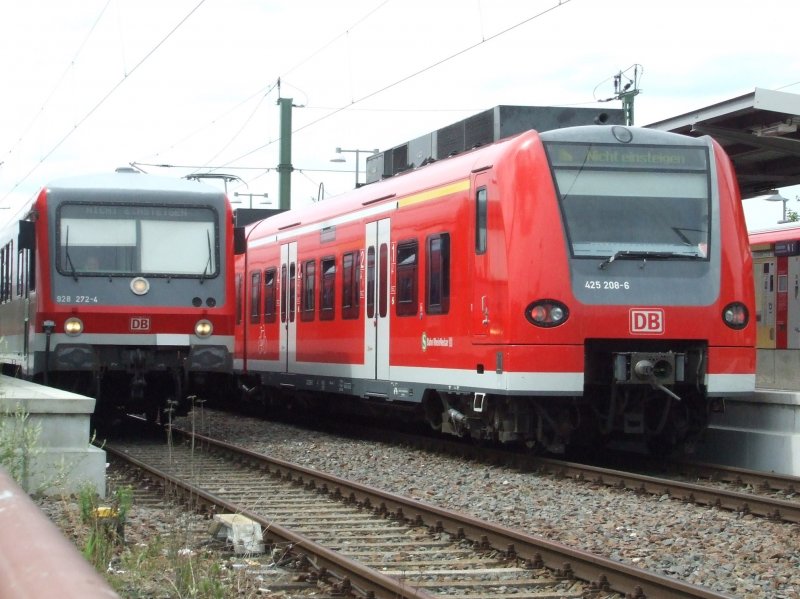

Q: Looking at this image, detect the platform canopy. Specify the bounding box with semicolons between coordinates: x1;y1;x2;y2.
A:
647;88;800;199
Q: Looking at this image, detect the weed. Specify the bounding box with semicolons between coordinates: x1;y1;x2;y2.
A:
78;483;132;569
0;404;42;489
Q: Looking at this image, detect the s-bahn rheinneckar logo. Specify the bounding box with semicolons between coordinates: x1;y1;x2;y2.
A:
130;317;151;332
629;309;664;335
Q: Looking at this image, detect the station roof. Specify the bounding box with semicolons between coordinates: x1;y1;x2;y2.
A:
647;88;800;199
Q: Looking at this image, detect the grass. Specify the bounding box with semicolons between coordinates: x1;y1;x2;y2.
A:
3;402;295;597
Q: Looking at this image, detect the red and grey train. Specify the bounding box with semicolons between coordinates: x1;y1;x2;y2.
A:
0;169;238;420
750;224;800;350
234;124;756;454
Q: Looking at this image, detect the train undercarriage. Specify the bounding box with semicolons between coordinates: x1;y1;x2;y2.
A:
37;346;209;424
239;340;716;456
420;384;711;456
420;342;713;455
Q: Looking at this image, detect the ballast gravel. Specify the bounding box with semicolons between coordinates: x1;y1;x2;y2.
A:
171;409;800;599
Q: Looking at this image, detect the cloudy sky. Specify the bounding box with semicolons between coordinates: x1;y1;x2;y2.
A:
1;0;797;229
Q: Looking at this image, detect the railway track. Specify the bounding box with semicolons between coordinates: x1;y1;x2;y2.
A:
520;454;800;524
105;425;735;599
335;422;800;524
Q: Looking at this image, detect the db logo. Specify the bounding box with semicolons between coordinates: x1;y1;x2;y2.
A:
130;317;151;332
630;309;664;335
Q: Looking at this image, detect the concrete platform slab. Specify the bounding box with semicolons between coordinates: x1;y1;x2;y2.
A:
0;376;106;496
694;389;800;476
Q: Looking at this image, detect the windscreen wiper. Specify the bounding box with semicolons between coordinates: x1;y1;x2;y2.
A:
200;229;212;284
598;250;701;270
64;227;78;281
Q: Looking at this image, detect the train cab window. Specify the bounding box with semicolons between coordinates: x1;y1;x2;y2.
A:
544;142;710;260
320;256;335;321
342;251;360;320
476;187;487;254
396;240;418;316
426;233;450;315
57;203;219;278
264;268;277;323
250;271;262;324
301;260;316;322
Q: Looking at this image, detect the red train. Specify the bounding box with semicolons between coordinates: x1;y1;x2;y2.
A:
750;224;800;349
234;123;756;454
0;169;239;420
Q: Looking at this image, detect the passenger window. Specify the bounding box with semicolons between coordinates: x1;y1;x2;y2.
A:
342;251;360;320
250;271;262;324
264;267;277;323
301;260;315;322
320;256;335;321
289;262;296;323
396;240;417;316
379;244;388;318
280;265;287;323
476;187;487;254
367;247;375;319
236;273;243;325
426;233;450;314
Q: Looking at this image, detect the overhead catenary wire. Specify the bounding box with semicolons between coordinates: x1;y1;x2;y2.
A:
1;0;209;204
218;0;573;170
140;1;391;171
3;0;113;162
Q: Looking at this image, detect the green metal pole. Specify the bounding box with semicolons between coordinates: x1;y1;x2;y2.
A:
277;97;293;211
620;89;639;126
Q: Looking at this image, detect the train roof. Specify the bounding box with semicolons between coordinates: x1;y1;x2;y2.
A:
749;224;800;245
247;129;528;239
45;169;224;197
247;124;718;241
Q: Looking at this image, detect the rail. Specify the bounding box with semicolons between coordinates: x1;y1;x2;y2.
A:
107;428;736;599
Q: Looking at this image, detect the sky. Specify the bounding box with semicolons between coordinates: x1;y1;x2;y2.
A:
1;0;798;231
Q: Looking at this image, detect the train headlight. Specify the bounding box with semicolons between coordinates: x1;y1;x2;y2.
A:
194;319;213;338
64;317;83;336
525;299;569;327
722;302;749;329
130;277;150;296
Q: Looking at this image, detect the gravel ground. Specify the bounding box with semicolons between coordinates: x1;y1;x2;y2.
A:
36;408;800;598
170;408;800;599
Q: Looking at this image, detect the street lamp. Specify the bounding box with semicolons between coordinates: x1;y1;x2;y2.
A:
233;191;269;209
763;189;790;224
330;147;379;188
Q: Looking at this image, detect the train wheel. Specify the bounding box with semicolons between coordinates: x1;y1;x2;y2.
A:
422;392;444;432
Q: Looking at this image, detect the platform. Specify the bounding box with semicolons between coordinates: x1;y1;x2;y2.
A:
0;376;106;496
693;389;800;476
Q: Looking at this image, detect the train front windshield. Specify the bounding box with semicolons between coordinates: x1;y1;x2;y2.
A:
545;143;711;260
57;203;218;277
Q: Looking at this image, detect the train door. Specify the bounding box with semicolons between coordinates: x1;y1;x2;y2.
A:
754;256;776;348
787;256;800;349
279;242;297;372
365;219;390;380
471;173;490;340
